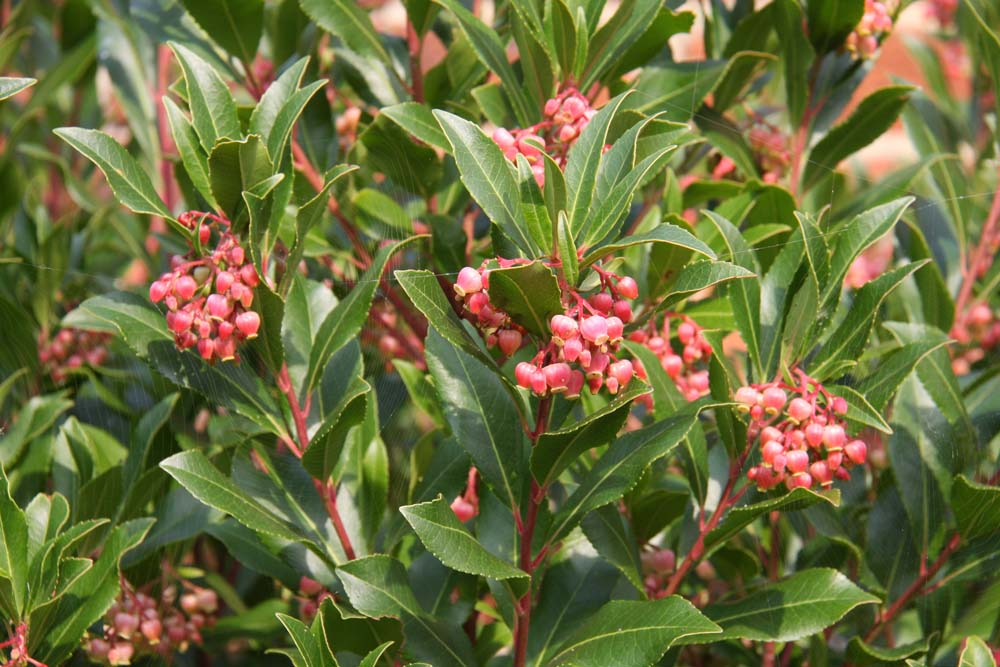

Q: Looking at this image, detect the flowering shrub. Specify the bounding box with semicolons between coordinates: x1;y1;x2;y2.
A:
0;0;999;666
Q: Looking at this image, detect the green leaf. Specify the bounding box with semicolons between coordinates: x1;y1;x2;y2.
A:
395;270;495;366
847;638;931;666
546;596;721;666
298;0;390;63
643;259;755;325
52;127;171;219
425;328;526;510
381;102;451;152
515;155;554;254
181;0;263;64
633;60;728;121
208;135;274;224
706;487;841;551
959;636;998;667
0;467;27;616
854;339;950;412
557;212;579;288
305;236;425;393
359;641;395;667
695;568;879;642
966;0;1000;121
531;384;646;489
249;57;307;146
258;80;326;166
826;198;914;306
63;292;289;438
169;41;241;151
160;451;302;542
806;0;864;53
548;402;715;543
579;146;679;247
0;393;73;467
804;86;914;189
0;77;35;101
773;0;814;126
31;519;154;665
812;262;927;379
433;0;533;124
581;505;644;593
401;496;528;580
163;97;217;208
206;519;301;589
336;555;476;667
582;0;666;89
120;393;178;512
566;92;630;236
488;261;563;338
825;385;892;434
952;475;1000;541
433;110;535;255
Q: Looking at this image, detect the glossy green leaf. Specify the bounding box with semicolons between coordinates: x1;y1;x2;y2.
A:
0;467;27;615
959;636;997;667
381;102;450;151
169;41;241;151
208;135;274;224
581;505;644;593
53;127;171;219
846;636;931;666
531;384;646;489
804;86;914;189
488;261;563;338
706;487;841;551
696;568;879;642
952;475;1000;541
806;0;864;53
546;596;721;666
548;402;715;543
0;76;35;101
773;0;814;126
401;496;528;580
160;450;302;542
181;0;263;64
425;328;525;509
305;236;425;393
582;0;666;88
298;0;390;63
163;97;217;208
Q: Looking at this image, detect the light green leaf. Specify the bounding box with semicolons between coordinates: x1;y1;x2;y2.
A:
0;77;35;101
169;41;241;151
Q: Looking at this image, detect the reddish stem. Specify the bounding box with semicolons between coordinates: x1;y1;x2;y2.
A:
277;363;357;561
157;46;177;212
663;444;752;596
954;165;1000;320
513;398;551;667
406;21;424;103
864;531;962;643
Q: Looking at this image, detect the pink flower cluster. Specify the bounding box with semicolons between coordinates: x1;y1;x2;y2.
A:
0;623;44;667
845;0;897;59
927;0;957;28
737;370;867;491
491;88;596;187
453;261;640;398
38;327;111;384
85;580;218;665
630;315;712;405
951;303;1000;375
148;212;261;363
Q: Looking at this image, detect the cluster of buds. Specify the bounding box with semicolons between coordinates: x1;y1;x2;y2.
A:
148;212;261;363
450;467;480;522
365;301;425;371
491;88;596;186
297;576;332;622
630;315;712;405
519;275;638;398
845;0;897;60
748;123;791;184
453;264;528;357
641;548;676;599
85;579;218;665
950;303;1000;375
37;327;111;384
737;369;868;491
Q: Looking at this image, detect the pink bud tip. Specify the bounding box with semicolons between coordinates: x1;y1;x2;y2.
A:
844;439;867;465
589;292;614;314
616;276;639;300
197;338;215;360
805;423;825;448
831;396;848;415
735;386;761;406
566;370;585;399
492;127;516;150
762;387;787;411
498;329;522;356
785;449;809;474
175;275;198;301
236;310;261;338
580;316;609;345
613;300;633;322
451;496;476;522
823;424;846;449
563;336;583;362
662;354;683;379
216;271;235;293
608;359;634;386
149;280;168;303
300;576;324;596
206;294;232;320
455;267;483;296
550;314;579;341
543;363;572;392
605;316;624;343
787;397;814;422
677;322;696;345
515;362;535;388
